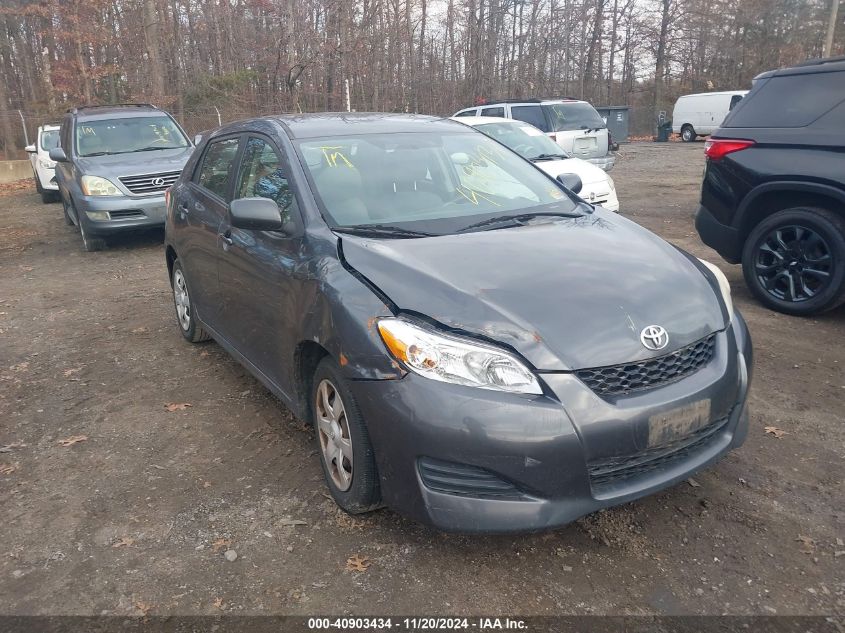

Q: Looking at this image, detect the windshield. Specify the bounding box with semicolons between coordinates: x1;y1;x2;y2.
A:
476;121;569;160
297;131;580;235
545;103;605;131
40;130;60;151
75;116;189;157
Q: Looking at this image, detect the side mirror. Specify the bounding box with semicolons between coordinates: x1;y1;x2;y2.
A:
556;173;583;194
230;197;284;231
25;144;36;153
49;147;68;163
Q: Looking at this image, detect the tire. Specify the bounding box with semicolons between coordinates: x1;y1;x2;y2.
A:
311;357;381;514
61;195;75;226
741;206;845;316
171;259;211;343
681;125;696;142
78;215;107;252
41;189;58;204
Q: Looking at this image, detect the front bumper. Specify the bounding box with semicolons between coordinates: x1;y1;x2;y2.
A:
351;311;752;533
75;193;167;236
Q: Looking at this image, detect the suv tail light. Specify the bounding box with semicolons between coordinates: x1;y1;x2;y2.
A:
704;138;755;161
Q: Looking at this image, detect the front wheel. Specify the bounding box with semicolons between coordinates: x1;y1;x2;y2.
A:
311;357;381;514
78;215;106;252
681;125;696;142
61;195;75;225
741;207;845;315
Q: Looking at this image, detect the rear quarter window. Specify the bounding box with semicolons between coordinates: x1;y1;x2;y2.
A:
510;106;549;132
726;73;845;128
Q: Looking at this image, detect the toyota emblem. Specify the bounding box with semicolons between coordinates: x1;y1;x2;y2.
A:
640;325;669;351
152;177;166;187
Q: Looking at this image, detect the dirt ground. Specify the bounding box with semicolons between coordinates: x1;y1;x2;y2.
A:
0;142;842;617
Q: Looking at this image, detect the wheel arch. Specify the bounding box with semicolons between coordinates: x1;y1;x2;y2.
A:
165;245;178;286
736;182;845;242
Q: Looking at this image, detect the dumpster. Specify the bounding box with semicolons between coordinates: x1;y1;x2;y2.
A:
595;106;630;144
656;120;672;142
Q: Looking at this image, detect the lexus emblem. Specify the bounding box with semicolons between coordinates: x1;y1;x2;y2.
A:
640;325;669;351
152;177;166;187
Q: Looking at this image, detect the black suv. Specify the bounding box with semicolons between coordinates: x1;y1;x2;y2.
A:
695;56;845;316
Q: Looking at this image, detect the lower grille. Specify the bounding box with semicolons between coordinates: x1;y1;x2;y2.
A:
418;457;525;500
119;170;180;195
576;333;717;397
108;209;145;219
588;415;730;492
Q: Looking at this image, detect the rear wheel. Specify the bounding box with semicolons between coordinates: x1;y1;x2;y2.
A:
681;125;696;142
171;259;211;343
311;357;381;514
742;207;845;315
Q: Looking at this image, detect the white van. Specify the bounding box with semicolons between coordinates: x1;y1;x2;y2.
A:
672;91;748;141
25;124;61;203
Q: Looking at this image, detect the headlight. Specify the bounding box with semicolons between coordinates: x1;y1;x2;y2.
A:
81;175;121;196
38;158;55;169
607;176;616;192
377;318;542;395
698;258;733;321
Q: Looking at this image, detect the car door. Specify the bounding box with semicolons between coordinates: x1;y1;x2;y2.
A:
215;134;304;398
181;135;242;331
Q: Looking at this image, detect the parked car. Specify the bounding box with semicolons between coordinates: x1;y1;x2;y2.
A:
24;124;61;203
672;90;748;142
454;99;616;171
452;116;619;211
695;56;845;316
165;113;751;533
51;103;193;251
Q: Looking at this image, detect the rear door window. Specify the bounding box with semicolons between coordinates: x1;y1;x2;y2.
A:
196;137;240;199
727;73;845;127
510;106;549;132
481;107;505;118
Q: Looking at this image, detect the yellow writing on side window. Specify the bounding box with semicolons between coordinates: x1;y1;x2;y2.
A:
319;146;354;168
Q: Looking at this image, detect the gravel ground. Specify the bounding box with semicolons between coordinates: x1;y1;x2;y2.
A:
0;142;842;616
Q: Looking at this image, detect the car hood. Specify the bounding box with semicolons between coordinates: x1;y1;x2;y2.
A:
340;210;725;371
76;146;193;176
534;156;609;187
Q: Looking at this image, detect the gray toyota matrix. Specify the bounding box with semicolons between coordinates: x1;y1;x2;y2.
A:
164;114;752;533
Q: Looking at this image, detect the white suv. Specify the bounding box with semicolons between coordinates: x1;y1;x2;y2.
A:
25;124;61;203
454;99;615;171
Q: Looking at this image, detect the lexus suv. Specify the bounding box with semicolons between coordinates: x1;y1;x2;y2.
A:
51;103;193;251
695;56;845;315
164;113;751;533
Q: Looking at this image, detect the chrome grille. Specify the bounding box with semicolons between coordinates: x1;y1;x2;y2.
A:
576;334;717;397
118;170;180;195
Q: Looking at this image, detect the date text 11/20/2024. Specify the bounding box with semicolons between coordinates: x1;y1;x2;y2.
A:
307;617;528;630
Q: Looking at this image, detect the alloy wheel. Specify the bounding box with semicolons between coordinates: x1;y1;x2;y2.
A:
173;269;192;331
315;379;353;491
754;224;833;303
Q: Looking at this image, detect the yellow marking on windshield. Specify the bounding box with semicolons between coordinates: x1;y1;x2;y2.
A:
456;186;501;206
319;146;354;168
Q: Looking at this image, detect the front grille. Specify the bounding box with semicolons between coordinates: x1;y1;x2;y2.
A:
418;457;525;500
576;334;716;397
108;209;145;219
588;415;729;492
118;170;180;195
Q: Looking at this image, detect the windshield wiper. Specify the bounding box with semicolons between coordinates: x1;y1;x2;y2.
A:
532;153;569;161
80;151;115;157
457;211;583;233
127;145;185;153
334;224;435;238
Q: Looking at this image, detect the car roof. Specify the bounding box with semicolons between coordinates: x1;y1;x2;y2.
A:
460;98;587;109
71;104;167;121
40;124;61;131
677;90;749;98
450;116;533;127
259;112;464;139
754;56;845;80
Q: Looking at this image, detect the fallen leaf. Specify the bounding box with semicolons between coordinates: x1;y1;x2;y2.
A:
213;596;224;609
200;350;210;357
0;442;23;453
0;463;18;475
796;535;815;554
764;426;787;439
134;601;153;616
63;367;83;377
164;402;192;412
277;517;308;527
131;327;149;334
345;554;371;572
203;481;212;488
112;536;135;548
211;538;231;553
59;435;88;447
687;477;701;488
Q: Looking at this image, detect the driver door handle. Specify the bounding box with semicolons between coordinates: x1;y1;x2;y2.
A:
219;230;233;248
